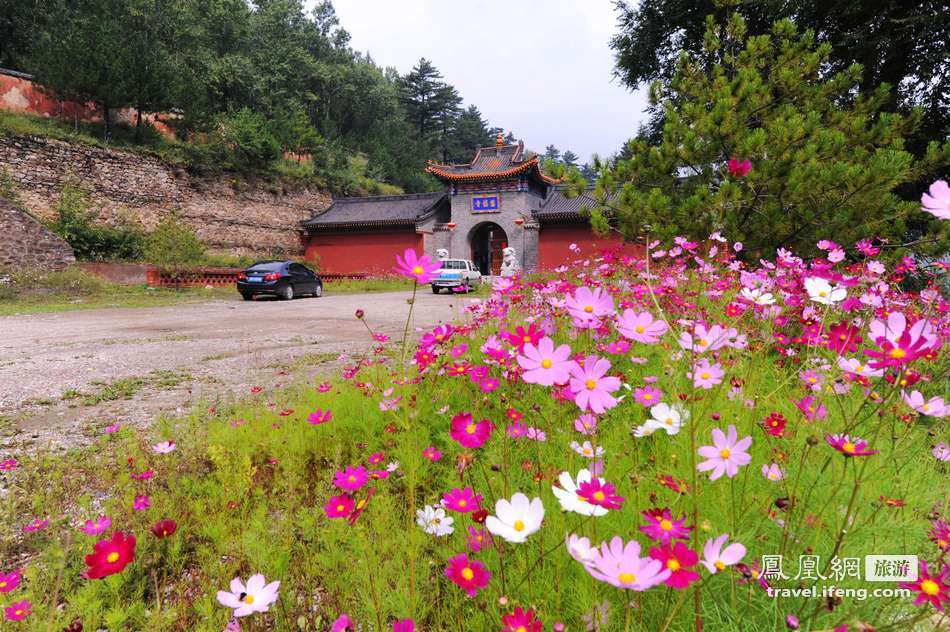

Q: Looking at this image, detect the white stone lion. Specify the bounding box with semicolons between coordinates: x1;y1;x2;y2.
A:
500;247;520;277
435;248;449;260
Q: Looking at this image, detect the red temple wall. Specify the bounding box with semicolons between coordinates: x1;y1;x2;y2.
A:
303;230;424;275
538;223;643;269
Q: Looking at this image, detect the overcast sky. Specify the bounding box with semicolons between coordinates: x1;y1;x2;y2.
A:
315;0;649;163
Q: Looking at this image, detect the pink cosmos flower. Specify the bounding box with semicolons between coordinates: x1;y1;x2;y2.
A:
799;369;822;391
690;359;725;389
393;619;416;632
568;355;621;414
422;446;442;462
615;309;668;344
864;331;936;369
307;409;332;424
133;495;150;511
762;463;784;481
678;323;730;353
466;526;492;552
506;422;528;438
574;413;598;435
649;542;701;589
517;337;573;386
479;377;500;393
450;343;467;358
331;614;354;631
0;571;21;593
449;413;492;449
325;494;354;519
826;434;878;457
503;323;545;352
4;600;31;621
500;607;542;632
105;424;121;434
333;465;369;492
640;508;692;544
23;518;49;532
582;536;671;590
795;395;827;421
701;534;746;573
393;248;440;283
565;286;615;324
576;478;625;510
633;385;663;406
444;553;491;596
727;158;752;177
81;515;112;535
921;180;950;220
0;458;17;470
902;391;948;417
697;425;752;481
152;441;176;454
442;487;483;513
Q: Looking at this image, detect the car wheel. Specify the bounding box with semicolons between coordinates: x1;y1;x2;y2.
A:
280;284;294;300
240;292;253;301
314;284;323;298
431;285;440;294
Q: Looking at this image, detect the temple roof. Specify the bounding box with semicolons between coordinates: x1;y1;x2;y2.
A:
534;187;617;223
426;138;559;185
301;192;448;230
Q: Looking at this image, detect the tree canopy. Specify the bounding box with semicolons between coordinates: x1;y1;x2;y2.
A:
592;13;950;259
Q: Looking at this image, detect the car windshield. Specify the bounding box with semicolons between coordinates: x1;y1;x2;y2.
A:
441;261;466;269
246;262;284;272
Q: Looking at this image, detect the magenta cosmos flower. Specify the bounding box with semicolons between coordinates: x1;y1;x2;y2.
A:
0;571;21;593
640;508;691;544
697;425;752;480
690;359;725;389
81;515;112;536
701;534;746;573
649;542;701;589
442;487;483;513
393;248;440;284
576;478;625;510
324;494;354;519
634;385;663;406
582;536;671;590
307;409;332;424
449;412;492;449
727;158;752;177
826;434;877;457
500;607;542;632
900;561;949;612
517;337;573;386
333;465;369;491
921;179;950;220
4;600;31;621
615;309;668;344
444;553;491;596
393;619;416;632
568;355;621;414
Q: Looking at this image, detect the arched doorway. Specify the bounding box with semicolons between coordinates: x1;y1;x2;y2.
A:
469;222;508;276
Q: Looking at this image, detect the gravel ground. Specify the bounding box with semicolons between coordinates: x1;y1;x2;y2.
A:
1;290;466;453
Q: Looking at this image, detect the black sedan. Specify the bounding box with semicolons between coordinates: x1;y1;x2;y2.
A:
236;261;323;300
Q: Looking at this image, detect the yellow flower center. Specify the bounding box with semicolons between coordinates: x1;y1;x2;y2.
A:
541;359;553;369
516;627;527;632
920;579;940;596
635;325;645;333
14;609;23;616
667;559;681;571
923;404;930;412
458;499;467;507
336;504;345;512
618;572;637;585
0;581;6;588
665;418;674;425
854;364;863;372
466;423;477;435
584;305;594;313
513;520;525;532
348;475;356;482
585;379;597;390
242;594;255;604
700;372;711;380
842;442;856;454
889;348;906;359
714;560;725;571
720;449;731;459
643;393;652;400
411;265;423;275
660;519;673;531
593;491;606;502
107;552;120;563
523;336;531;342
699;338;709;346
583;447;592;455
808;377;817;383
818;290;828;297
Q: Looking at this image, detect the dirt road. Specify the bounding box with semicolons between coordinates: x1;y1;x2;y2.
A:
0;291;466;451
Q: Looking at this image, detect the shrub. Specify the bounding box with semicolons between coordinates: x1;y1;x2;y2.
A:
143;214;205;281
46;186;146;261
218;108;282;170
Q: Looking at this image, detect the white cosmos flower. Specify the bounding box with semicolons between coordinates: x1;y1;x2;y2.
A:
216;574;280;617
485;492;544;543
836;357;883;378
633;423;658;438
646;402;688;436
804;277;846;305
152;441;176;454
739;287;775;305
570;440;605;458
415;504;454;536
552;469;608;516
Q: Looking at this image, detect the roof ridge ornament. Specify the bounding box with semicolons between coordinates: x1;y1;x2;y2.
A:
495;132;504;147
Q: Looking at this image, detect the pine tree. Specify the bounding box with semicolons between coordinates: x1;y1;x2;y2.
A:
561;150;579;168
593;13;949;259
399;58;445;141
543;145;561;163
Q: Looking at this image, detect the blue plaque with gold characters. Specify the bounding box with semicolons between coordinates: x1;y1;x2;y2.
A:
471;195;499;213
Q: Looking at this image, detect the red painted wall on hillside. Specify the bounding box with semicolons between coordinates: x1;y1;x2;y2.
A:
538;224;644;269
303;231;424;275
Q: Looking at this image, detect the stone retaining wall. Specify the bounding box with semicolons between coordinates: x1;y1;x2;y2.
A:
0;133;332;257
0;199;75;270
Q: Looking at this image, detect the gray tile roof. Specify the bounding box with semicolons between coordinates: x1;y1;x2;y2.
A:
535;187;617;222
301;192;447;229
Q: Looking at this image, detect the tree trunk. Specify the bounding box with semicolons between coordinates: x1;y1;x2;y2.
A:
135;106;143;141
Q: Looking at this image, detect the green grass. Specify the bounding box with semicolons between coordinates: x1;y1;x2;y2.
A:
78;371;191;406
